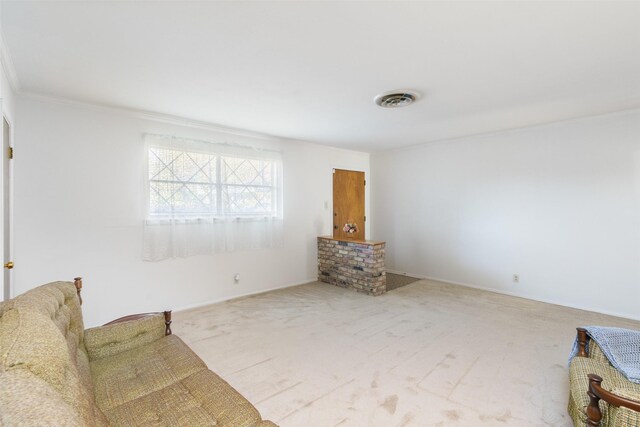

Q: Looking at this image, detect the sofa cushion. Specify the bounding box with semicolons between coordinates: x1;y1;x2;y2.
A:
176;368;262;427
0;369;85;427
608;387;640;427
103;370;218;426
91;334;208;411
85;314;167;361
104;370;262;427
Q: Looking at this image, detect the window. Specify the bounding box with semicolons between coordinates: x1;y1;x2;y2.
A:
143;134;283;261
147;138;281;219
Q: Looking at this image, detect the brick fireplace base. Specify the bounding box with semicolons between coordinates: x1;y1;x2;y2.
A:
317;236;386;295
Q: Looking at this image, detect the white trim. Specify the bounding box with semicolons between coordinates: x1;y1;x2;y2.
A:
172;278;315;314
376;106;640;155
19;89;640;157
4;37;640;155
0;32;20;92
21;91;290;142
1;112;14;300
385;269;640;322
19;91;369;155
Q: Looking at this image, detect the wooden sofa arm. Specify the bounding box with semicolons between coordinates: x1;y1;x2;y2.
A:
587;374;640;426
105;311;172;336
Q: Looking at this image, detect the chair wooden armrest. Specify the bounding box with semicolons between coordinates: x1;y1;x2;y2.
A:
576;327;589;357
104;311;172;336
586;374;640;426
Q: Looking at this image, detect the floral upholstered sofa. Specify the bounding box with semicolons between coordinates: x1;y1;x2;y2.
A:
568;328;640;426
0;278;276;427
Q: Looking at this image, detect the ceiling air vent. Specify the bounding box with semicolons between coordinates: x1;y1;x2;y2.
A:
374;91;420;108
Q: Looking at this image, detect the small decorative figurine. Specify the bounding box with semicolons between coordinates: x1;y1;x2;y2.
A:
343;223;358;234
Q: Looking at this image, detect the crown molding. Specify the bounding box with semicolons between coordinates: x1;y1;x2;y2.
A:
20;91;370;154
21;90;297;143
376;103;640;155
0;27;360;154
0;31;20;93
0;32;298;143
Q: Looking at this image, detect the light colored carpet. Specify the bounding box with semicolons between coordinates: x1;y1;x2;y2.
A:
385;273;421;291
173;279;640;426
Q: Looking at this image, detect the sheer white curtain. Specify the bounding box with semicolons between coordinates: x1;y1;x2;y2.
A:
142;134;283;261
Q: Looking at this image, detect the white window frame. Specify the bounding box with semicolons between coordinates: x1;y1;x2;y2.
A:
145;134;283;221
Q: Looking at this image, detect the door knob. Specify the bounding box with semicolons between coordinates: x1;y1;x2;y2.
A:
4;261;13;269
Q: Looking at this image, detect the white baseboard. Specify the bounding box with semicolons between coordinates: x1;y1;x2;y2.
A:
173;278;315;314
173;271;640;322
385;268;640;322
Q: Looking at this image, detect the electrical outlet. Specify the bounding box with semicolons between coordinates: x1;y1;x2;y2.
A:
234;273;240;283
513;274;519;283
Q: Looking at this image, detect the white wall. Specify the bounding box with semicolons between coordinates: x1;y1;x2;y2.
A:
14;95;369;326
0;0;17;122
0;70;15;122
371;109;640;320
15;89;640;325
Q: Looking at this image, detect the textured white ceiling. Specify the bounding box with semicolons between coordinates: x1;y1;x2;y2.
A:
3;1;640;151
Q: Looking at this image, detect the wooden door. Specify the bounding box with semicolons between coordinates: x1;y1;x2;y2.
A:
333;169;365;241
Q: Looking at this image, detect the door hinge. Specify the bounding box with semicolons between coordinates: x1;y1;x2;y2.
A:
364;215;366;222
8;147;13;160
364;179;366;186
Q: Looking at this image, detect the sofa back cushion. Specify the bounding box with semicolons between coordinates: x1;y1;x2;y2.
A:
0;282;107;426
